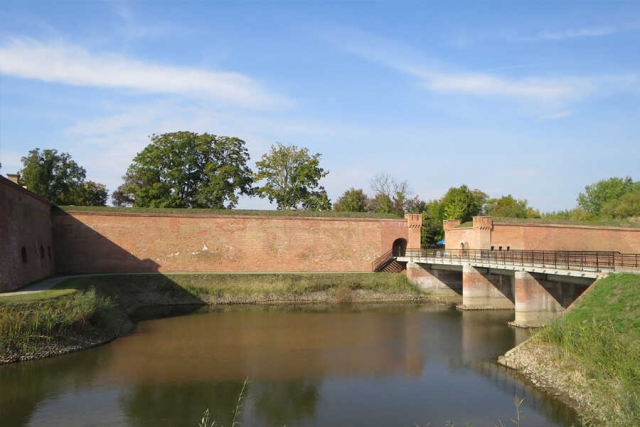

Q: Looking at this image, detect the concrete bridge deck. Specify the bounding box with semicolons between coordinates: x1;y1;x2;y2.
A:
393;249;640;327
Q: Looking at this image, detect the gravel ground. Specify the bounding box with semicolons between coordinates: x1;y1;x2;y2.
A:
499;340;604;425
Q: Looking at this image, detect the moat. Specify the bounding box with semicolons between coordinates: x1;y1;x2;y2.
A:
1;303;582;427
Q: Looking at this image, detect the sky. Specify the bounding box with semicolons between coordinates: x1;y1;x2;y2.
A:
0;0;639;212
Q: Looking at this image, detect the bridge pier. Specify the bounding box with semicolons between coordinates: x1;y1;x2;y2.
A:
406;262;461;295
512;271;591;327
461;265;514;310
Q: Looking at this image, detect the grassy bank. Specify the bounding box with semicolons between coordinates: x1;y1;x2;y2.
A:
56;205;400;219
0;272;425;364
0;285;122;363
507;273;640;426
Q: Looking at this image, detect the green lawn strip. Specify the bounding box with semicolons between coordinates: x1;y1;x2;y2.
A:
532;273;640;426
0;288;78;304
492;216;640;229
61;272;422;303
55;205;399;219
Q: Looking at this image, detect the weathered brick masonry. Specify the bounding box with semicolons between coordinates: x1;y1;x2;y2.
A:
0;176;55;292
52;211;407;274
445;217;640;253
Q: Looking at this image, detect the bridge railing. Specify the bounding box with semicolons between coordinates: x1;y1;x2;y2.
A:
372;249;394;272
409;249;640;272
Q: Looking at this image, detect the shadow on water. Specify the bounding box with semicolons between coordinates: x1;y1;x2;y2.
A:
0;344;104;427
0;302;583;427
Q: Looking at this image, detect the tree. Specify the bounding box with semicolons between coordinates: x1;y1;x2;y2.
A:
370;173;410;216
485;195;540;218
577;177;635;217
19;148;108;206
333;188;369;212
254;143;330;210
77;181;109;206
421;199;445;247
405;195;427;214
600;188;640;219
440;185;487;222
118;132;253;208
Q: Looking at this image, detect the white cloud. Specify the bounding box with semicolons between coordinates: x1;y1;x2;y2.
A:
325;28;593;101
535;26;619;40
543;110;573;120
0;38;291;109
425;74;576;99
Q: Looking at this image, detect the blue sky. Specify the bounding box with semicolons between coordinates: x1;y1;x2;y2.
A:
0;1;638;211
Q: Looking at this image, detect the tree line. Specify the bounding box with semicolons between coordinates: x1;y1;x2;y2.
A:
12;131;639;247
15;132;331;211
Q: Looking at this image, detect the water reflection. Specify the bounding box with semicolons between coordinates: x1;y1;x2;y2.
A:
0;303;582;427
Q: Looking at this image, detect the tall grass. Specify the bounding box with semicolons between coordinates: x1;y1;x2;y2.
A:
533;273;640;426
175;272;422;302
0;288;118;355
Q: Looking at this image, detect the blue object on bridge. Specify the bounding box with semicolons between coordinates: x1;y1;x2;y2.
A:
436;239;445;246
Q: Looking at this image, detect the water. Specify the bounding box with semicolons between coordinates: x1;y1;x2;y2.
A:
0;303;581;427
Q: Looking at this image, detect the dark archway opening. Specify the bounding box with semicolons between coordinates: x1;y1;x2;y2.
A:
392;238;407;257
21;247;28;264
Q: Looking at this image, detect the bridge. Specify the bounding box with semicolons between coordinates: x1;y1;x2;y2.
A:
373;247;640;327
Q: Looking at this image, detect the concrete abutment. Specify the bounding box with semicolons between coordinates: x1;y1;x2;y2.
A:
460;265;514;310
406;262;462;295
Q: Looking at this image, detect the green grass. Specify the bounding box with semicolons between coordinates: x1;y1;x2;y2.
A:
54;205;400;219
61;272;423;306
533;273;640;426
171;272;421;301
0;287;119;357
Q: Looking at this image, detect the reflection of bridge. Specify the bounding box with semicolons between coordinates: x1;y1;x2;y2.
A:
375;248;640;327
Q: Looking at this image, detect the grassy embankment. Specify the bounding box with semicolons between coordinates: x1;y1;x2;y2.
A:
0;273;423;364
56;205;400;219
521;273;640;426
458;217;640;229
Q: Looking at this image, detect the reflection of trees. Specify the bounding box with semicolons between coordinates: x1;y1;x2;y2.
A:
251;380;320;427
0;347;103;426
119;381;246;427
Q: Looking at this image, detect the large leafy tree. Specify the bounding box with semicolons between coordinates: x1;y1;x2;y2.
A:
118;132;253;208
600;187;640;219
420;186;486;247
577;177;635;217
333;188;369;212
440;185;487;222
484;195;540;219
254;143;330;210
19;148;108;206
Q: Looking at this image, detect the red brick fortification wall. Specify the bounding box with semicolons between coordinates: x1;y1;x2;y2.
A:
52;212;407;274
446;216;640;253
0;176;55;292
503;224;640;253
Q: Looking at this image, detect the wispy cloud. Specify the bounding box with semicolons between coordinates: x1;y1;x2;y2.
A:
543;110;573;120
112;2;195;43
0;38;291;109
325;28;594;101
536;26;619;40
424;74;579;99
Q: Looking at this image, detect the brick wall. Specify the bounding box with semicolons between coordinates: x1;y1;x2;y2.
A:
0;176;55;292
445;217;640;253
52;211;407;274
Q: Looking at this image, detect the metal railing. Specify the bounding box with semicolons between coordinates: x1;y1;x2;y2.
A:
403;249;640;273
372;249;394;272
